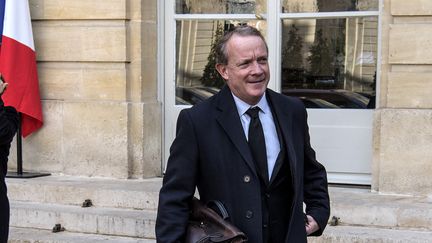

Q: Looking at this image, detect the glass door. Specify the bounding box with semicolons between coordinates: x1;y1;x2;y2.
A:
278;0;379;184
164;0;380;185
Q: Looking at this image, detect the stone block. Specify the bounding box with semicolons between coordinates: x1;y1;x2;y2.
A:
309;225;432;243
389;24;432;64
127;0;143;20
378;0;392;108
7;176;162;210
127;20;145;102
10;201;156;238
38;63;127;101
378;109;432;195
10;227;156;243
371;111;381;192
62;102;129;178
142;102;162;178
8;101;64;174
128;102;162;179
128;21;143;64
125;13;158;102
127;63;144;102
141;20;158;101
391;0;432;16
33;21;127;62
30;0;127;20
387;72;432;108
142;0;157;21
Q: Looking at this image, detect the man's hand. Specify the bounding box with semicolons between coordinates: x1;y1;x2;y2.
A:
305;214;320;236
0;75;8;96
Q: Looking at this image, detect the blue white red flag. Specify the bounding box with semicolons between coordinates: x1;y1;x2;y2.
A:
0;0;43;137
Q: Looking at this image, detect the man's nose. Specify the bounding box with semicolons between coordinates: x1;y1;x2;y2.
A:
250;61;264;74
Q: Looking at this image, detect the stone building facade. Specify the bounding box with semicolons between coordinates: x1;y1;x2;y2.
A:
373;0;432;195
7;0;432;198
10;0;162;179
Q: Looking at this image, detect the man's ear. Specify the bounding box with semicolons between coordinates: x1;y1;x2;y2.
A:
215;63;229;80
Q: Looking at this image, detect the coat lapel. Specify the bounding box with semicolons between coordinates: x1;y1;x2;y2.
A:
266;90;297;187
215;86;258;177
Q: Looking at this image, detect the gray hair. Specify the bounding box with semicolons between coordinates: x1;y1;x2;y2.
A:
215;25;268;65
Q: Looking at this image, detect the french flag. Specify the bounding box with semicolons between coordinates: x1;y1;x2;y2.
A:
0;0;43;137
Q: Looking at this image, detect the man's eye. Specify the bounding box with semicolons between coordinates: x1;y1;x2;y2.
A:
258;58;268;64
239;62;250;68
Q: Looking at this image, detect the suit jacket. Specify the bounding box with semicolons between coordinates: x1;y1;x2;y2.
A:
156;86;330;243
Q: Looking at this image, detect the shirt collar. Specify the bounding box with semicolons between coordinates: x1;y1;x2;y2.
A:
231;92;270;117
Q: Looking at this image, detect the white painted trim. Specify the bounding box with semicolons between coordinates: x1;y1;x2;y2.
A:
280;11;379;19
158;0;166;173
157;0;165;104
174;14;261;20
266;0;279;92
328;172;371;185
375;0;383;109
163;0;177;171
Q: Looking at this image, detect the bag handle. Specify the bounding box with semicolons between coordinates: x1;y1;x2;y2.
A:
206;200;229;220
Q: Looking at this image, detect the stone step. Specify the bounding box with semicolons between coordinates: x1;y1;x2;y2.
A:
10;226;432;243
10;200;156;239
7;175;432;235
308;225;432;243
329;186;432;231
6;176;162;210
9;227;156;243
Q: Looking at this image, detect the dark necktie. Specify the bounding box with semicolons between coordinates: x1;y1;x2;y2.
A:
246;107;269;183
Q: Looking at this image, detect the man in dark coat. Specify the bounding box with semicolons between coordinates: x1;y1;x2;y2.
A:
0;76;19;243
156;25;330;243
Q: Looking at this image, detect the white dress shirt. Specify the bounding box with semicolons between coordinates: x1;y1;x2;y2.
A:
232;92;281;179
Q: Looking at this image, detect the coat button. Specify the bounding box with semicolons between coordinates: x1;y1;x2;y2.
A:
243;175;251;183
245;210;253;219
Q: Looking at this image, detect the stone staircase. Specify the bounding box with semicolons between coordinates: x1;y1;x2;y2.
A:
6;176;432;242
309;186;432;243
7;176;161;242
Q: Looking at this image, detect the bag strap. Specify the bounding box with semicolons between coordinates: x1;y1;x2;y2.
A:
206;200;229;220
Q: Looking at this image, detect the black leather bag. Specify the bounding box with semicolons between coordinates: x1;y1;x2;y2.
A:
185;197;248;243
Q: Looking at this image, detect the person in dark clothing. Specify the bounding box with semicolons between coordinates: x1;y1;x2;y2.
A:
156;25;330;243
0;76;19;243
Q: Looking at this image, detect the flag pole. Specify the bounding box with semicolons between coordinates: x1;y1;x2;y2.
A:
6;113;50;179
16;113;23;175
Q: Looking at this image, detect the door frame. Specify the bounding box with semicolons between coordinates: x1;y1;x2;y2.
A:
161;0;382;185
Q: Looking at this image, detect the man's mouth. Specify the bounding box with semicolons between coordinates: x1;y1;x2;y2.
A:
248;78;265;84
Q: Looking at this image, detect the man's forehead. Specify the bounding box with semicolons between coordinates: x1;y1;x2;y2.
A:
227;44;268;60
227;35;266;49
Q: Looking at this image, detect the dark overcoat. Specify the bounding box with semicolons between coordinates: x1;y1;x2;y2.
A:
156;86;330;243
0;96;19;243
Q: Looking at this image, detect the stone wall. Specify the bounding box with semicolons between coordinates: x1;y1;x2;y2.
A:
373;0;432;195
8;0;161;179
9;0;432;195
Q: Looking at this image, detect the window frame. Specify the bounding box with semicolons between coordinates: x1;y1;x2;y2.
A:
162;1;382;183
166;0;380;101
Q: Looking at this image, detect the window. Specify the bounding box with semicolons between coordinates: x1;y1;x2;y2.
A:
280;0;378;109
173;0;266;105
165;0;380;184
172;0;379;109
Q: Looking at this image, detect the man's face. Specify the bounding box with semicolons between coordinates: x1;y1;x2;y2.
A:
216;34;270;105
